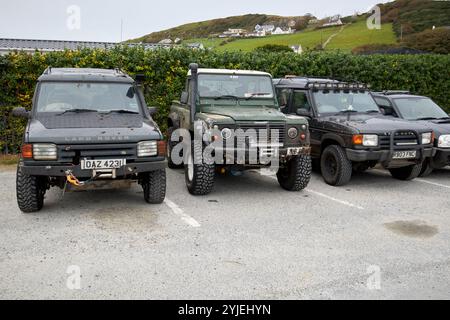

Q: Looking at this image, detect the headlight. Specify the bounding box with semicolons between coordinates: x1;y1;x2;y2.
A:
288;127;299;139
33;144;57;160
137;141;158;157
221;128;233;140
363;135;379;147
353;134;378;147
421;132;433;145
438;135;450;148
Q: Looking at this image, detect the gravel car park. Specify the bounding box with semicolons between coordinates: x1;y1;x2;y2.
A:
1;164;449;299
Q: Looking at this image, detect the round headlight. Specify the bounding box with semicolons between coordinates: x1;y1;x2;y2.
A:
288;127;299;139
438;135;450;148
221;128;233;140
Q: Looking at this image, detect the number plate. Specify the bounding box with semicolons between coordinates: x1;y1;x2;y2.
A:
81;159;126;170
392;151;417;159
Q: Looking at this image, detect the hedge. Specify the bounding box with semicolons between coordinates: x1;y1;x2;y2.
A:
0;47;449;153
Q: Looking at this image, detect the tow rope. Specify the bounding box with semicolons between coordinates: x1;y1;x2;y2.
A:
65;171;100;187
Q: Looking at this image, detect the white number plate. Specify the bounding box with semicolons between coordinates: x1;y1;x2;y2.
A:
392;151;417;159
81;159;126;170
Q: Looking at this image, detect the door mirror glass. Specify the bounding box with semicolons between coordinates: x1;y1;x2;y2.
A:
12;107;30;119
180;91;189;104
148;107;158;116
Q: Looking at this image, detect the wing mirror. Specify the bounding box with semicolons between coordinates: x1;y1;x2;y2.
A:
381;107;394;116
12;107;30;119
296;109;311;117
148;107;158;116
180;91;189;105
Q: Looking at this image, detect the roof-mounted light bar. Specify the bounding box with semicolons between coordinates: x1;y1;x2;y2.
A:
306;81;371;91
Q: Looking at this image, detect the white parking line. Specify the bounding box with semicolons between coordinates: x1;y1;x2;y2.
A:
305;189;365;210
164;199;201;228
263;174;365;210
372;169;450;189
415;179;450;189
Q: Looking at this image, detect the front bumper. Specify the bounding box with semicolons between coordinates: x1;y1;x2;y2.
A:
346;147;434;168
20;159;167;178
213;145;311;166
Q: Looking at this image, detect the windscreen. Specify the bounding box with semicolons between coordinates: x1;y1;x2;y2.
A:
313;91;380;114
198;74;274;99
36;82;141;113
394;98;448;120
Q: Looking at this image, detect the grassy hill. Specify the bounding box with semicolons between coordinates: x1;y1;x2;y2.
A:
184;20;397;52
130;14;312;43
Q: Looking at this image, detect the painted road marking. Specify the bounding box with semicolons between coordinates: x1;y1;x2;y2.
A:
371;169;450;189
164;199;201;228
261;173;365;210
415;179;450;189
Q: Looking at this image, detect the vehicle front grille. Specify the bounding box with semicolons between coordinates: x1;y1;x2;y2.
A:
235;122;286;146
57;144;137;164
379;131;419;150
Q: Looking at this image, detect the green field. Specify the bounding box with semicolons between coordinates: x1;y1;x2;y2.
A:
185;20;397;52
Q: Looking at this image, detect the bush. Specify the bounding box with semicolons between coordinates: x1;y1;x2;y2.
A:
254;44;293;53
401;28;450;54
1;48;449;153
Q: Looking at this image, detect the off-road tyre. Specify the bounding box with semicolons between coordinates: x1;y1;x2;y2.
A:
142;169;166;204
185;141;215;196
16;164;45;213
320;145;353;186
419;159;433;177
277;155;312;191
389;164;422;181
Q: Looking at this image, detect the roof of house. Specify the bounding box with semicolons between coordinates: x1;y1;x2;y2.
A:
37;67;134;83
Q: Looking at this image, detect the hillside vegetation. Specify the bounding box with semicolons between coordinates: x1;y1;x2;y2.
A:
378;0;450;37
130;14;312;43
185;20;397;52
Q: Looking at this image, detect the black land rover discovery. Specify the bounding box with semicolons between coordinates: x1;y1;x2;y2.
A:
274;77;435;186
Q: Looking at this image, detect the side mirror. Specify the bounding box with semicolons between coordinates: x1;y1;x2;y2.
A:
381;107;394;116
12;107;30;119
148;107;158;116
135;74;146;83
296;109;311;117
180;91;189;104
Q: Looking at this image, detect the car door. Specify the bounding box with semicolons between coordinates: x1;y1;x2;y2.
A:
291;90;322;158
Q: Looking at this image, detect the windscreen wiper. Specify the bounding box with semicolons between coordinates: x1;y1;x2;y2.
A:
214;95;240;101
365;110;380;114
58;109;98;115
245;93;272;100
105;110;140;114
337;109;358;115
416;117;438;120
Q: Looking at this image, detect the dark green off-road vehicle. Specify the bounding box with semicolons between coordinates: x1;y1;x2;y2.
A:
167;64;312;195
274;77;435;186
13;68;167;213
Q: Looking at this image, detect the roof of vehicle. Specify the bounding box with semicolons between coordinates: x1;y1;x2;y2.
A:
273;76;338;89
188;68;272;77
372;92;427;99
38;68;135;83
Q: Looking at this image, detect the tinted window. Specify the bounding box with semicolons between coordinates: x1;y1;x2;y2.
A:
36;82;140;113
293;91;311;113
394;98;448;120
313;91;380;114
198;74;274;99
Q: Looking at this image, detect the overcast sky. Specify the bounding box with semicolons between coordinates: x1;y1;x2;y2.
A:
0;0;389;42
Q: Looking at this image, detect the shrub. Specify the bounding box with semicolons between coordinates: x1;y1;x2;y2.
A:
1;48;449;153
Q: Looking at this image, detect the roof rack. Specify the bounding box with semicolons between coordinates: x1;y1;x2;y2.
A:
380;90;411;95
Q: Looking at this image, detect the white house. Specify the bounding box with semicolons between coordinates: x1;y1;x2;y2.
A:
272;27;295;35
255;24;275;34
322;15;343;27
290;45;303;54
